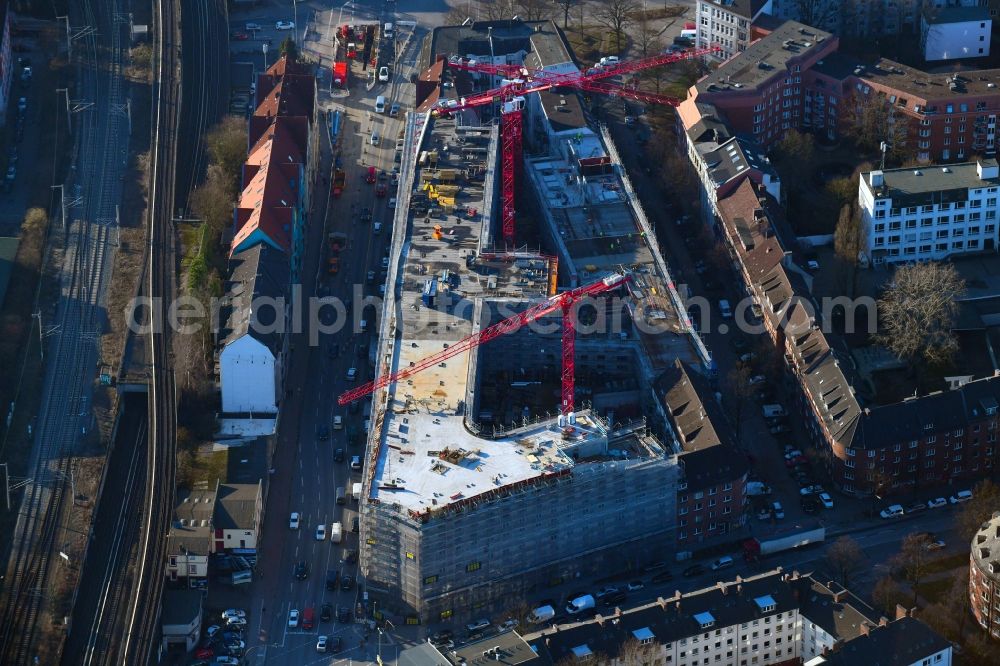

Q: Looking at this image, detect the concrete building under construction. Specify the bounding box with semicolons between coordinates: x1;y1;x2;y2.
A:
357;20;721;623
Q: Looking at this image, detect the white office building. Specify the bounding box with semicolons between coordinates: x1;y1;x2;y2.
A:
921;6;992;62
858;159;1000;265
696;0;773;61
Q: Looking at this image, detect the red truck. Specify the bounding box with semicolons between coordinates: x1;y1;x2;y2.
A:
332;168;346;198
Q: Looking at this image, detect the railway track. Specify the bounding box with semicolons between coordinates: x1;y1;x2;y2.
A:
119;0;180;660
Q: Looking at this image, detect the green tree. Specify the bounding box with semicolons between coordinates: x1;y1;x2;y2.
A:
279;36;298;59
205;116;249;192
876;262;964;365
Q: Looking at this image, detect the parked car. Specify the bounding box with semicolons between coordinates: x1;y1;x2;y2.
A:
949;489;973;504
905;502;927;515
221;609;245;621
294;561;309;580
799;485;823;496
288;609;300;628
627;580;644;591
772;501;784;519
818;492;834;509
927;497;948;509
276;20;295;30
880;504;904;519
682;564;705;577
317;635;329;653
320;603;333;622
205;625;221;638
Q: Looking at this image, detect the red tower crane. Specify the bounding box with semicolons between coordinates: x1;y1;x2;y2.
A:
435;46;719;246
338;272;632;414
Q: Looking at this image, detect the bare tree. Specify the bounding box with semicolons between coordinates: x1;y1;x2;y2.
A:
635;15;661;58
842;92;912;162
722;365;754;450
891;532;935;605
619;637;658;666
516;0;549;21
957;479;1000;541
772;129;816;191
789;0;841;31
876;262;965;365
594;0;638;53
872;575;908;616
825;536;866;588
919;569;970;643
833;201;864;297
554;0;577;28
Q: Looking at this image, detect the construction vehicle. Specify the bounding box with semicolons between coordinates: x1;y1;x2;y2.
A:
742;524;825;562
332;168;346;198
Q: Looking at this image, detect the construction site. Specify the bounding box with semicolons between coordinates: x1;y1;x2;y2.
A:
344;19;716;622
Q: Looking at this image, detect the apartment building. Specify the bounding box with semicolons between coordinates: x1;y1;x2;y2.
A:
921;6;992;61
677;101;782;226
684;20;839;149
526;569;950;666
695;0;773;61
715;176;1000;496
165;489;215;582
685;16;1000;162
656;360;749;548
858;159;1000;265
970;510;1000;639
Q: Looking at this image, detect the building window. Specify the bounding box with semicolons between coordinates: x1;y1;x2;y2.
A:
466;561;481;572
424;574;439;584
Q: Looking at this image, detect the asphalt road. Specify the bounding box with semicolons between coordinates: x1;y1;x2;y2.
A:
221;2;420;663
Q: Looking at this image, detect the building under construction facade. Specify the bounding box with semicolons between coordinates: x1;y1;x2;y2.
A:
357;20;717;623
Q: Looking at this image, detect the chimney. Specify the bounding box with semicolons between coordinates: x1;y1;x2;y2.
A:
977;160;999;180
869;170;884;188
753;207;766;221
657;597;667;610
720;583;728;595
895;604;909;620
878;616;889;627
596;614;605;626
859;622;872;637
833;590;846;603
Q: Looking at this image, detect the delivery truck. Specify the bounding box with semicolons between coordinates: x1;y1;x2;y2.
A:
743;524;825;562
331;521;343;543
352;482;362;501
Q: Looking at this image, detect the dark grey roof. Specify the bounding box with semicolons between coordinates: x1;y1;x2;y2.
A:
923;5;990;25
451;630;540;666
700;137;776;188
528;570;804;661
526;22;571;68
696;20;834;93
686;104;733;144
678;445;749;491
538;89;588;133
220;243;289;354
161;589;203;626
214;483;260;531
810;51;863;80
797;578;878;641
168;488;215;555
863;161;1000;199
815;616;951;666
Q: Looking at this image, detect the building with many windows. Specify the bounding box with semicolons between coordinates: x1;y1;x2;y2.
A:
683;16;1000;162
525;569;951;666
970;510;1000;639
695;0;773;61
858;159;1000;265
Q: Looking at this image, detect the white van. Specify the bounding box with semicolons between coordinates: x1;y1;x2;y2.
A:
375;95;386;113
762;404;786;419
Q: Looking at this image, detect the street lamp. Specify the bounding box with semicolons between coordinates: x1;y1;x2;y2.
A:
262;42;269;71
